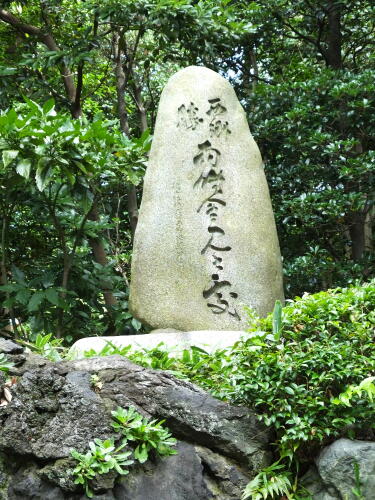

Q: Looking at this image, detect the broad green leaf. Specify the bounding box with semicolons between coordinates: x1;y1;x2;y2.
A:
16;159;32;179
35;159;52;191
131;318;142;331
272;300;283;340
27;291;45;312
15;288;31;305
43;98;55;115
2;150;19;167
45;288;60;306
0;67;17;76
12;265;26;285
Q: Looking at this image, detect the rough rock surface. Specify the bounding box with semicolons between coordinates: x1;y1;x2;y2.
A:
130;65;284;331
0;338;24;355
0;350;272;499
303;438;375;500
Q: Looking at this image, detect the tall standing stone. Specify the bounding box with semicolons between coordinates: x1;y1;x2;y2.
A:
129;66;284;331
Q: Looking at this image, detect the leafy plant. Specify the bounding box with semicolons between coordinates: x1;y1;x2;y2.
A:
0;353;13;373
111;406;177;463
332;377;375;407
241;461;292;500
352;462;364;500
90;374;103;392
272;300;283;341
0;99;149;340
233;282;375;448
71;438;133;498
71;406;177;497
20;333;66;361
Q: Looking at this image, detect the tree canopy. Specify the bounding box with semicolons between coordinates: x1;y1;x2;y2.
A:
0;0;374;341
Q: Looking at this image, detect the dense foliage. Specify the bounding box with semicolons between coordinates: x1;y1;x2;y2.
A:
0;1;374;340
82;281;375;496
251;70;374;296
84;282;375;455
0;99;149;339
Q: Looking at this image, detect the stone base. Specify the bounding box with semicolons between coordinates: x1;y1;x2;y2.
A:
69;330;246;358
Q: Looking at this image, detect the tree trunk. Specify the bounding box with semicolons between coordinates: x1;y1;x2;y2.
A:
114;33;131;136
87;204;118;309
325;0;343;69
113;35;140;237
0;214;18;338
324;2;367;260
127;185;139;235
348;212;367;261
134;83;148;133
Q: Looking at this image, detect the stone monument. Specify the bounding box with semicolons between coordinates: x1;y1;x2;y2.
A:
129;66;284;331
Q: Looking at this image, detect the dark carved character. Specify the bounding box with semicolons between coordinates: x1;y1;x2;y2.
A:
203;276;240;319
201;225;231;255
177;102;203;130
188;117;238;320
212;253;223;270
193;140;222;188
194;140;226;213
206;202;220;222
207;98;231;137
207;292;240;319
197;186;226;213
207;98;227;118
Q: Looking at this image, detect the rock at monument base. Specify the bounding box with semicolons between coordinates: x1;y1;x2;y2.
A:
130;65;284;332
0;353;271;499
114;442;250;500
69;330;246;358
303;438;375;500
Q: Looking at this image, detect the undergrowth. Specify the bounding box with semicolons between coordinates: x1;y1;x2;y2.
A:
83;280;375;498
17;280;375;498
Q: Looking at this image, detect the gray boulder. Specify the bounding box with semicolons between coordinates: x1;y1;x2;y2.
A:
303;438;375;500
0;355;271;499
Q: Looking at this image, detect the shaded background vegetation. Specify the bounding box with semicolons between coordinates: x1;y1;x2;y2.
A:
0;0;373;343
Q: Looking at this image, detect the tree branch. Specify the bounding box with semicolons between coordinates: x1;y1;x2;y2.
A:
72;60;84;118
0;8;77;107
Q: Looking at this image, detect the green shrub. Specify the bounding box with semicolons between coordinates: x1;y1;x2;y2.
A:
71;438;133;498
80;282;375;498
230;281;375;449
84;281;375;453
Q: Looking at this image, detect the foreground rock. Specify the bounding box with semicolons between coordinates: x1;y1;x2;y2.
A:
0;352;271;499
130;65;284;331
303;439;375;500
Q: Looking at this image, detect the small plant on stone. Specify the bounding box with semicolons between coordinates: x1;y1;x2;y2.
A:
71;438;133;498
241;461;292;500
111;406;177;463
71;406;177;497
21;333;66;361
352;462;364;500
90;374;103;392
0;353;13;372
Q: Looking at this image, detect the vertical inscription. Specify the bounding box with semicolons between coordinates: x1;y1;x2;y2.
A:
177;98;240;320
177;102;203;130
174;181;184;267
